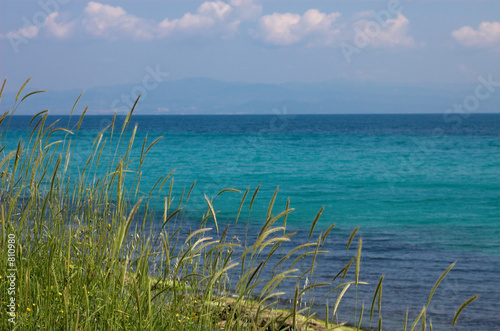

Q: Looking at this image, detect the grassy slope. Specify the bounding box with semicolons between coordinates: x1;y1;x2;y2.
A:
0;80;477;330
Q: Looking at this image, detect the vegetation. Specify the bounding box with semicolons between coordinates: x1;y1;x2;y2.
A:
0;79;477;330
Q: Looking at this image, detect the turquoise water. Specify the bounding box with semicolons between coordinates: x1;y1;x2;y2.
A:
2;114;499;329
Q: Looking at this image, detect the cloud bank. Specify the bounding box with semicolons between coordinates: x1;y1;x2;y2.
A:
255;9;341;46
452;21;500;48
0;0;428;51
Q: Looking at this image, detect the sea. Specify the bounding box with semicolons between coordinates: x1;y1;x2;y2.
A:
2;113;499;330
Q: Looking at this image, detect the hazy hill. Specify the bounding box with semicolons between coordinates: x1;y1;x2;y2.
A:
3;77;499;115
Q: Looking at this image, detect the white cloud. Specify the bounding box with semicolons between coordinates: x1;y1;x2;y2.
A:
80;1;249;40
257;12;301;45
2;1;257;42
83;2;154;40
230;0;262;21
452;21;500;48
158;0;254;38
255;9;341;46
45;13;75;39
158;1;233;37
0;0;419;49
353;13;416;48
3;25;40;40
254;10;417;49
159;14;215;36
198;1;232;21
0;13;74;44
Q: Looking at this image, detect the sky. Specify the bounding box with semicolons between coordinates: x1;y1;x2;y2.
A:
0;0;499;93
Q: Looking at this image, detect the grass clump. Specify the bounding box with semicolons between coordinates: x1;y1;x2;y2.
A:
0;79;477;330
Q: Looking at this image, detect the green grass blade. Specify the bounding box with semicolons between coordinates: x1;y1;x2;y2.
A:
426;262;455;307
347;227;359;251
217;188;241;197
121;95;140;134
308;206;324;240
370;275;384;325
249;184;261;212
235;188;249;225
292;285;299;330
321;222;336;245
0;78;6;106
204;194;219;234
19;90;46;104
358;302;364;330
404;307;409;331
266;186;279;220
355;237;362;284
410;306;426;331
15;78;31;103
452;295;478;328
68;91;84;125
333;284;350;317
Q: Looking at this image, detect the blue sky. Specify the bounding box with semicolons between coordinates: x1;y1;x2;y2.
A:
1;0;499;92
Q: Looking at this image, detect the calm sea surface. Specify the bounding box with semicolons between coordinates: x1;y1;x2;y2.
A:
2;114;499;330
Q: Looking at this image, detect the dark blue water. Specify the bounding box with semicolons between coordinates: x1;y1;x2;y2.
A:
2;114;499;330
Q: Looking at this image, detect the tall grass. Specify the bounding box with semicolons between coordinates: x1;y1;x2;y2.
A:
0;79;477;330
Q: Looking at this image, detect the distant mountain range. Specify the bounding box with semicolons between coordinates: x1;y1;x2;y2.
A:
3;77;499;115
